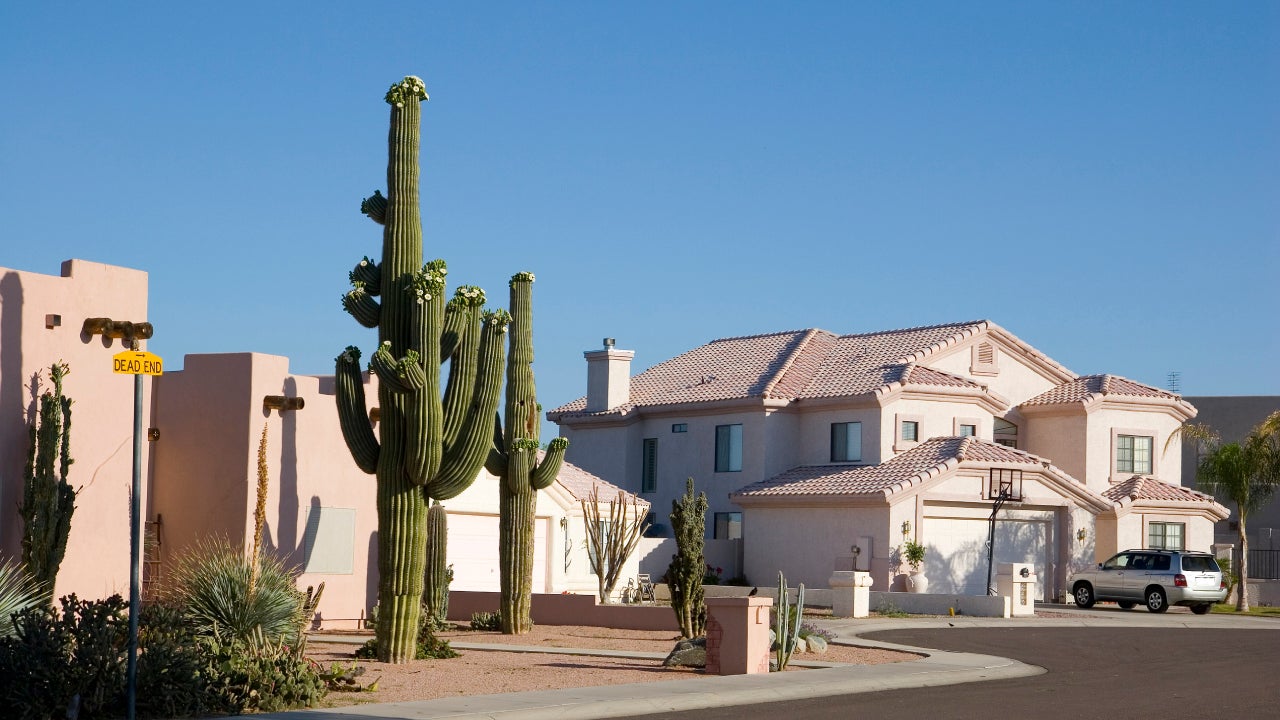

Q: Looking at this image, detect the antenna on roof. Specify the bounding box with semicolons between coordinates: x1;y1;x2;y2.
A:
1166;371;1181;394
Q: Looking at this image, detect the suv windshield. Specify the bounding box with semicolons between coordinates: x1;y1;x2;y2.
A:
1181;556;1219;572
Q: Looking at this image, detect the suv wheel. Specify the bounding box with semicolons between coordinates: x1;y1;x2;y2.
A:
1191;603;1212;615
1117;601;1136;610
1145;587;1169;613
1073;583;1095;609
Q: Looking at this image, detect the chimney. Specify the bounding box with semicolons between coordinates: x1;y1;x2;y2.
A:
584;338;633;412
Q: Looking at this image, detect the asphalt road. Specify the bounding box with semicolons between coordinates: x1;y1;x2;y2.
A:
616;626;1280;720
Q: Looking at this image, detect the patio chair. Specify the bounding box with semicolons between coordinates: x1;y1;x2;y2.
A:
636;573;656;604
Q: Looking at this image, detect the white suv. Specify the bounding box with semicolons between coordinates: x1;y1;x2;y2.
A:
1069;549;1227;614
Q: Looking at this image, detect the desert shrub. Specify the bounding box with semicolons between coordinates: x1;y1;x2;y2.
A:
0;594;129;719
164;538;304;643
0;560;43;638
354;619;460;661
469;610;501;631
798;621;835;642
201;630;325;713
135;602;208;718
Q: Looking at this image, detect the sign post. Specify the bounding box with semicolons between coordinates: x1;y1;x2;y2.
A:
113;347;162;720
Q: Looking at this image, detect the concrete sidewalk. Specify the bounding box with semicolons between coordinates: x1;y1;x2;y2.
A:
260;604;1276;720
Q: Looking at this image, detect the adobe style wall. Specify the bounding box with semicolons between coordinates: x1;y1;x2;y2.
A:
151;352;380;627
0;260;152;600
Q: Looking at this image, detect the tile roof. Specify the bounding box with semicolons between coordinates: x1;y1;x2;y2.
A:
1021;374;1181;408
733;437;1050;498
1102;476;1218;505
551;320;993;416
546;452;648;506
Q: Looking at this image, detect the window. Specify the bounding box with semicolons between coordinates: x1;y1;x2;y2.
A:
714;512;742;540
1148;522;1185;550
1117;434;1154;475
641;438;657;493
994;417;1018;448
959;424;977;437
900;421;919;442
830;422;863;462
671;423;688;433
715;424;742;472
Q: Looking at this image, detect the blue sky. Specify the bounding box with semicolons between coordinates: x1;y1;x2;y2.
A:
2;3;1277;437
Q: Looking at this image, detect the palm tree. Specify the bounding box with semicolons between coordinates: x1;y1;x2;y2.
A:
1195;411;1280;611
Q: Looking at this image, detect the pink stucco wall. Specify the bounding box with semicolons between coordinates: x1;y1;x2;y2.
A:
151;352;380;626
0;260;152;600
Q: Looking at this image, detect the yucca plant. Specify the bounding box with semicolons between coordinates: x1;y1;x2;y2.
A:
0;560;43;638
164;539;304;643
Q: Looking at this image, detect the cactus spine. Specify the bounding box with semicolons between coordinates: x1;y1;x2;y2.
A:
487;273;567;634
666;477;707;639
772;571;804;671
335;76;507;663
20;361;76;603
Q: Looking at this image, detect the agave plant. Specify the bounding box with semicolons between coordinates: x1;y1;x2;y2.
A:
163;539;304;643
0;560;43;637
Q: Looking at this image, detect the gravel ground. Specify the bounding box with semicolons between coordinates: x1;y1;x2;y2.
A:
306;624;917;709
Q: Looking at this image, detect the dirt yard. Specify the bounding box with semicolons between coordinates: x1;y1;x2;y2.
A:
306;623;918;709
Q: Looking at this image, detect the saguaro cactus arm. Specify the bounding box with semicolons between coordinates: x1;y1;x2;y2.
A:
532;437;567;490
432;310;509;499
335;347;379;474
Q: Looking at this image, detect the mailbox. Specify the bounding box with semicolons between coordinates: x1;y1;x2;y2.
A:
995;562;1037;616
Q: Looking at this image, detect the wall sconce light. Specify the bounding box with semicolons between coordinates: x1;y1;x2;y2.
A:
901;520;912;537
559;517;569;530
1076;528;1088;544
147;427;160;441
45;314;61;329
263;395;305;412
82;317;154;344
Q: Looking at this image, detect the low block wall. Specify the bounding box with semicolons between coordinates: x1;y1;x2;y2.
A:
1230;579;1280;607
448;591;678;631
870;591;1012;618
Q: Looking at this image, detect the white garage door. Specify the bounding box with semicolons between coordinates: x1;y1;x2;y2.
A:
923;516;1051;599
446;513;549;593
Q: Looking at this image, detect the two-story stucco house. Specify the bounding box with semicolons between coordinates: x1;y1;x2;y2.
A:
548;320;1227;601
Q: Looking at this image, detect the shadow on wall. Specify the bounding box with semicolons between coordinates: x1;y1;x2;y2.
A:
0;272;25;557
275;376;301;567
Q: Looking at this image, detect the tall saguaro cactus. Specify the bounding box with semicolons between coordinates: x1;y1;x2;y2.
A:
335;75;507;663
487;273;568;634
20;361;77;603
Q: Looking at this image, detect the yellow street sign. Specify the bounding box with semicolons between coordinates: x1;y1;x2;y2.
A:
112;350;163;376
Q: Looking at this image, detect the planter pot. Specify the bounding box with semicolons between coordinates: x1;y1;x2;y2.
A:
907;571;929;594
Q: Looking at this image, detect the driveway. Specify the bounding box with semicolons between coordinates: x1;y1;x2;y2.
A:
620;609;1279;720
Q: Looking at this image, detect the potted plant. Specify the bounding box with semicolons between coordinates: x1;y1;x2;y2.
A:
902;538;928;593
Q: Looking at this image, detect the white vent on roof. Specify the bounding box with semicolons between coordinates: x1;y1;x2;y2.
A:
970;340;999;376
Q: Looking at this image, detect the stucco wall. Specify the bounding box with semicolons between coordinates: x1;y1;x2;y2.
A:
878;397;990;461
152;352;381;626
1083;407;1183;493
925;336;1060;405
1023;409;1088;482
0;260;152;601
796;405;882;466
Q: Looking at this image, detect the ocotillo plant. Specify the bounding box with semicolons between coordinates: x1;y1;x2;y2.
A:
335;75;507;663
581;486;649;603
667;478;707;638
20;361;76;603
487;272;567;634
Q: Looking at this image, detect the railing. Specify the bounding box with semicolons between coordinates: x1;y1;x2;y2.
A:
1245;549;1280;580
